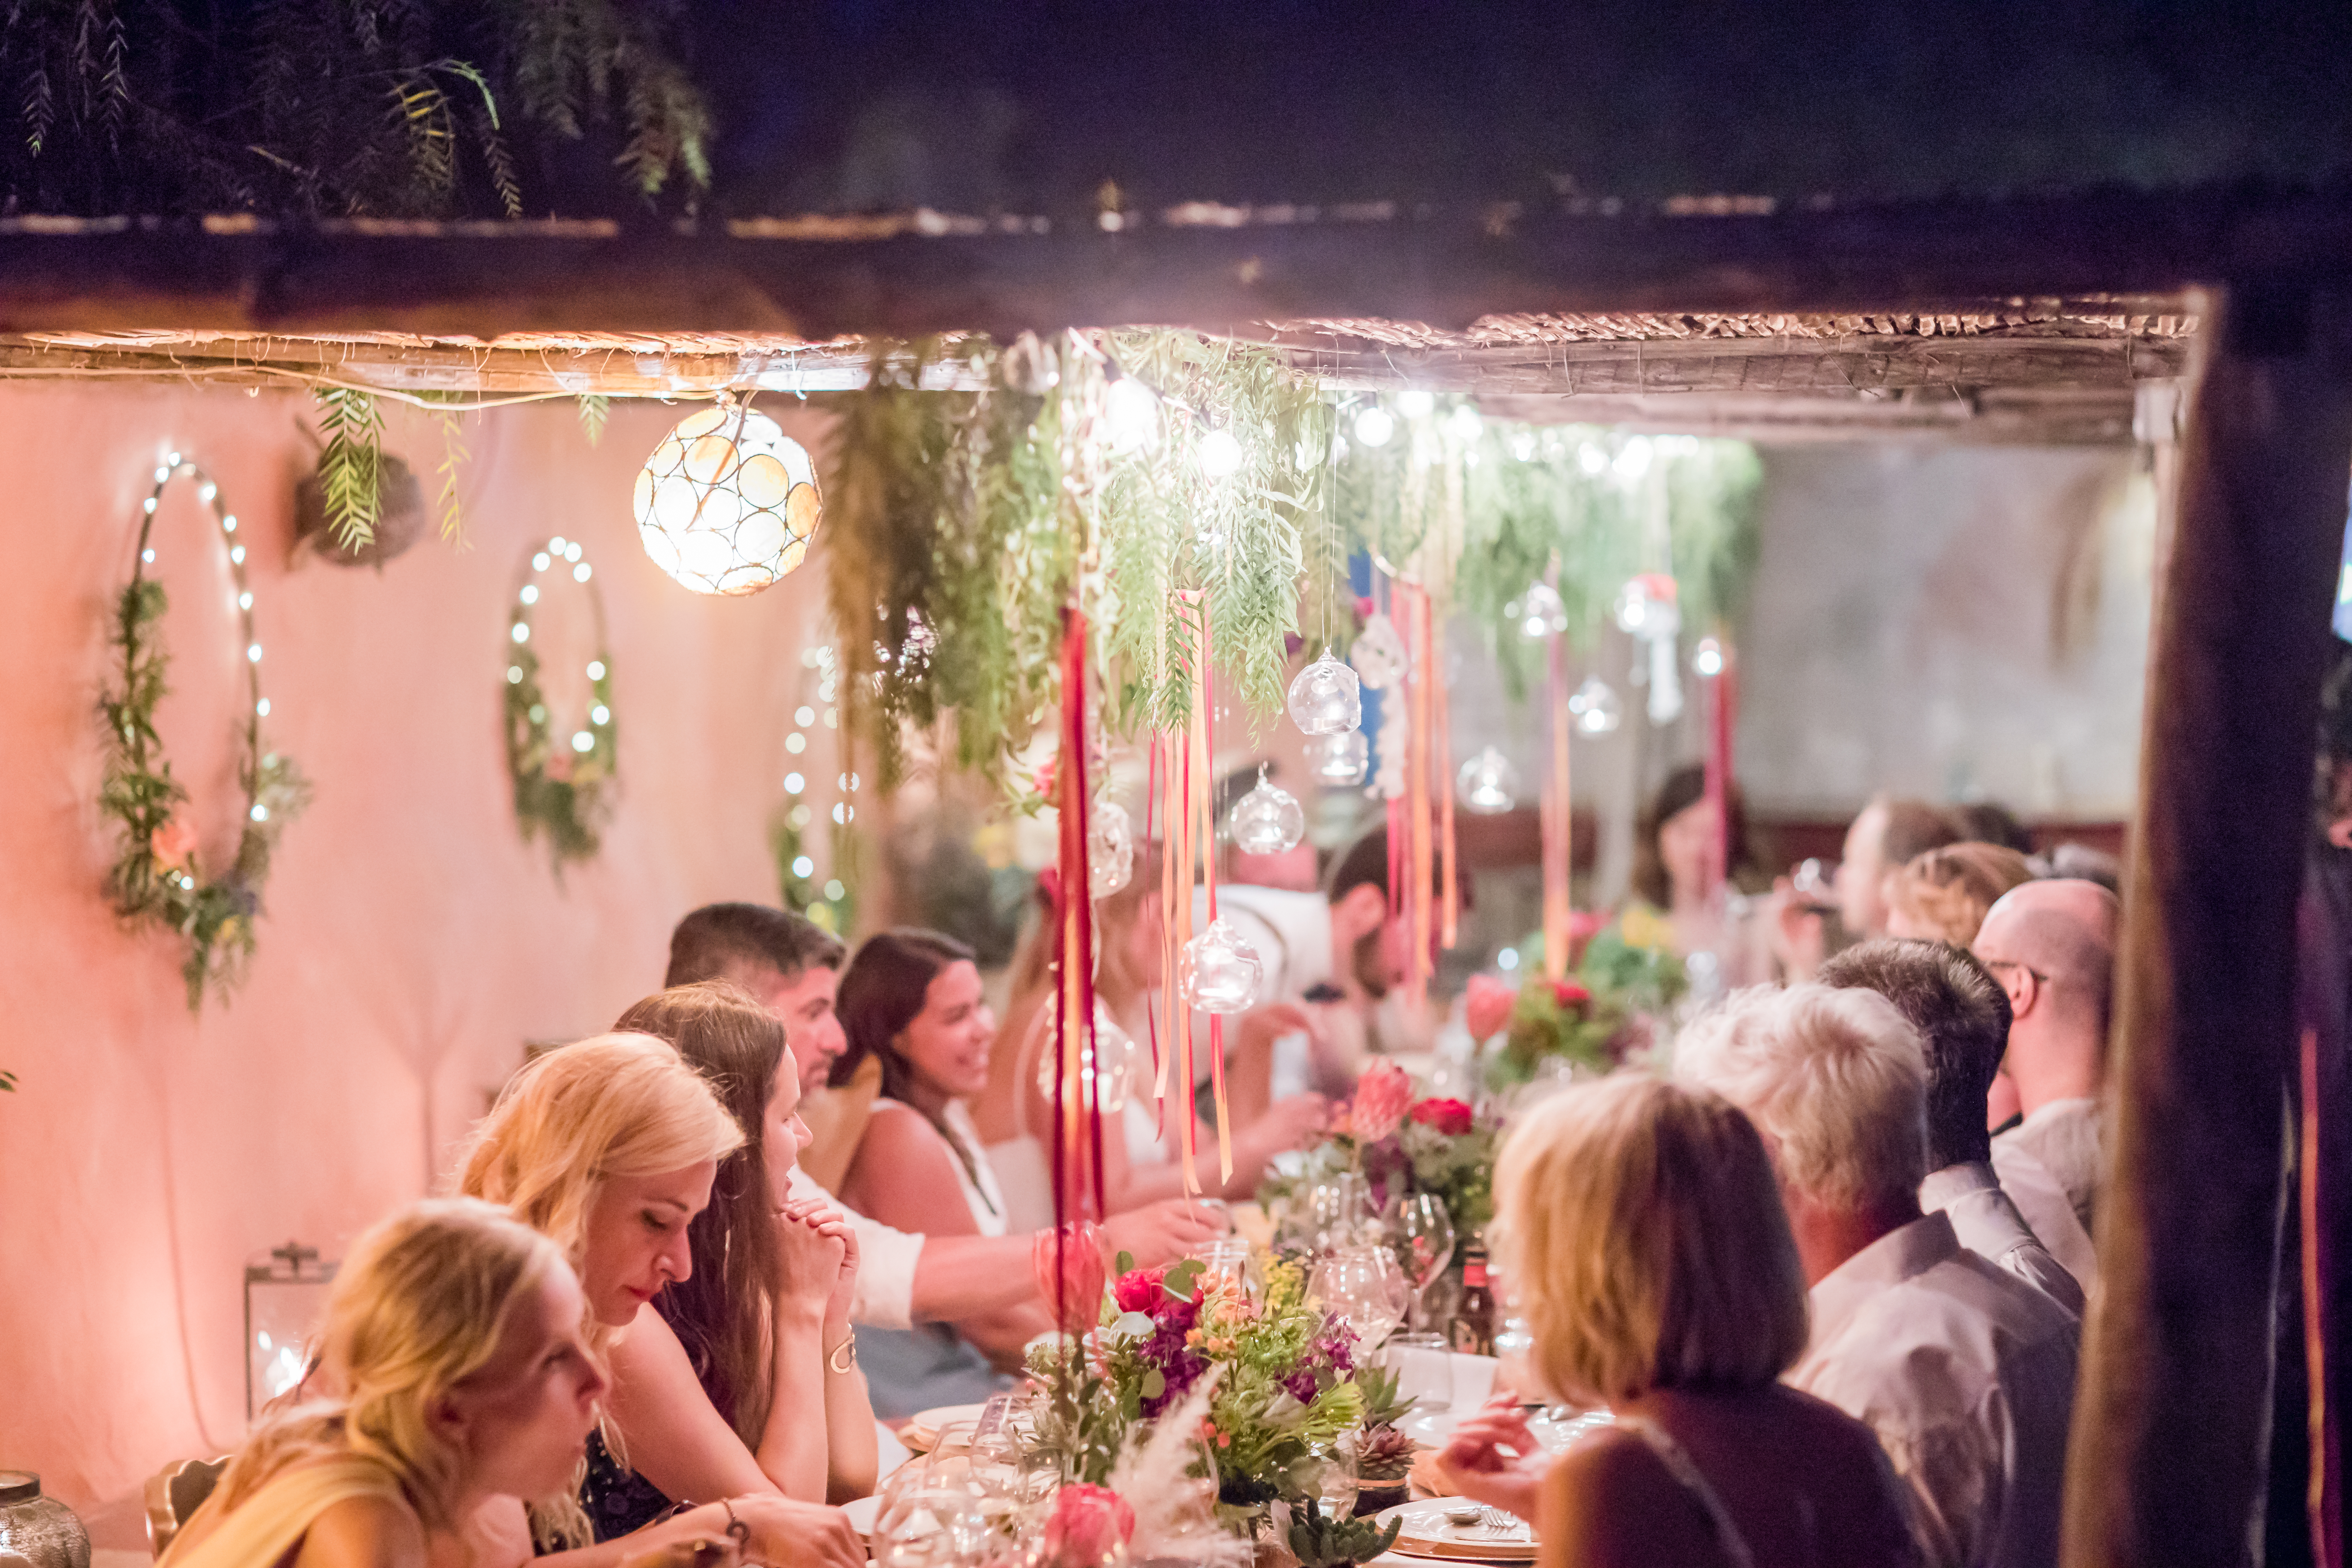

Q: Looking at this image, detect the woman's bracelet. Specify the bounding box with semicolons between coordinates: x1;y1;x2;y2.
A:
826;1329;859;1374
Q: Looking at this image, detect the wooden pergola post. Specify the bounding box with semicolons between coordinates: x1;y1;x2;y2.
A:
2066;287;2352;1567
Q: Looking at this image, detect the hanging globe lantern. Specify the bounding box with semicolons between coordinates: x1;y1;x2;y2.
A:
1228;772;1306;855
1088;799;1135;899
1351;613;1410;691
1036;1009;1137;1115
1179;918;1264;1014
1457;747;1520;814
1306;728;1371;787
635;403;822;596
1516;582;1569;640
1287;651;1362;735
1568;677;1624;736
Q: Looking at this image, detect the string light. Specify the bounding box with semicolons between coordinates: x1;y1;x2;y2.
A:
1104;376;1160;453
1396;390;1435;418
1198;427;1244;477
1353;405;1396;447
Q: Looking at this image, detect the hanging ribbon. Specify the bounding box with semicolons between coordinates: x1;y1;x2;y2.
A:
1541;602;1574;981
1702;638;1738;903
1396;581;1435;1020
1049;607;1105;1223
1193;593;1233;1184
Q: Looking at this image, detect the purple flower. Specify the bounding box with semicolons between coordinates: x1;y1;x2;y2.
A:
1282;1369;1320;1403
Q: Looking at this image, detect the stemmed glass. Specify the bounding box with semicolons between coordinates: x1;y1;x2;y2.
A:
1307;1242;1412;1353
1305;1171;1376;1252
1388;1193;1456;1333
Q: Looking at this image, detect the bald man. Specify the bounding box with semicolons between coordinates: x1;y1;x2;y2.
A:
1973;879;2120;1294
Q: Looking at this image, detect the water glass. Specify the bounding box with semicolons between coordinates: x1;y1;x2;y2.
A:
1307;1242;1411;1352
1387;1193;1455;1330
1196;1235;1255;1298
1383;1330;1455;1413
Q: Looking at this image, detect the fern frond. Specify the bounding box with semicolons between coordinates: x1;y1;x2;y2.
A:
434;406;468;544
575;392;608;445
314;386;383;551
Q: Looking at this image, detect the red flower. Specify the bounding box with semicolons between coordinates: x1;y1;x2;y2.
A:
1465;972;1517;1041
1409;1098;1475;1136
1552;980;1592;1008
1032;1221;1106;1335
1112;1264;1168;1315
1043;1484;1135;1567
150;815;198;870
1348;1060;1414;1144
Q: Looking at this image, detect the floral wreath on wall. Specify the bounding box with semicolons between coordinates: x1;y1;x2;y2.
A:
504;533;617;871
99;454;310;1009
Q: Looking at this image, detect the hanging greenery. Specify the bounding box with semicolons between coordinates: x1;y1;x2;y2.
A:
99;457;309;1008
1334;403;1762;697
504;534;617;872
820;331;1331;795
0;1;710;217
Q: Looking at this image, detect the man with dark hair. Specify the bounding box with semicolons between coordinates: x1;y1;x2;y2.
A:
1820;939;2084;1318
1776;795;1966;983
662;903;1222;1337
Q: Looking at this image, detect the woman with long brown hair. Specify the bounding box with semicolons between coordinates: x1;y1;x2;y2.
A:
612;981;879;1509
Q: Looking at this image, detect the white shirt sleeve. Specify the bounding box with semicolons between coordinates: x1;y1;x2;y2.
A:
788;1166;922;1331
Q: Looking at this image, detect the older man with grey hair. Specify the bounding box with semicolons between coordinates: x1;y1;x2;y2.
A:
1679;984;2079;1568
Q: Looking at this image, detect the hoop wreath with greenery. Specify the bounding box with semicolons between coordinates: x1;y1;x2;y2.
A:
100;455;310;1009
504;534;617;870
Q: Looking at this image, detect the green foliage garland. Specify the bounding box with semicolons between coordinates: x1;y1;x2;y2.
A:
504;535;617;871
99;458;309;1009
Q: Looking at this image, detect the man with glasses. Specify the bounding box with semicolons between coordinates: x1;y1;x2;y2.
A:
1972;880;2120;1295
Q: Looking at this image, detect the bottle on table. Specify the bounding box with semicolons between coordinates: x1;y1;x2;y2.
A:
1450;1243;1495;1356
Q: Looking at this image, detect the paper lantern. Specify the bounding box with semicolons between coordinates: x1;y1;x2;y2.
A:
635;405;822;596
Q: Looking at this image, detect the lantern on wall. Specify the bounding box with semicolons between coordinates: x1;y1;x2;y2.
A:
245;1240;337;1417
635;403;823;596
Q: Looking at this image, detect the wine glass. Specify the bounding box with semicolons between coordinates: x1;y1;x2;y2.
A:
1388;1194;1456;1332
1307;1242;1412;1353
1306;1172;1375;1252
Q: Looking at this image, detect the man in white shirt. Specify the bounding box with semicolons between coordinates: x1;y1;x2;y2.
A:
1819;939;2084;1318
1974;879;2119;1294
665;904;1223;1330
1679;984;2080;1568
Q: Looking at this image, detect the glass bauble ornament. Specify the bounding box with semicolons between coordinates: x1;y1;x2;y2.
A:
1611;573;1680;639
1179;918;1264;1014
1088;799;1135;899
1516;582;1568;640
1692;636;1726;677
1351;613;1409;690
1287;651;1362;735
1036;1007;1137;1116
1307;729;1371;787
1568;677;1623;736
635;405;822;596
1457;747;1520;814
1228;772;1306;855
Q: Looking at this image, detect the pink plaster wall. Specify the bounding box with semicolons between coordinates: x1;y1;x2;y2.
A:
0;384;836;1512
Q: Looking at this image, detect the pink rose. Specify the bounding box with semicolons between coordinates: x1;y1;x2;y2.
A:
1409;1097;1475;1136
151;816;198;869
1348;1061;1414;1144
1111;1264;1168;1315
1043;1484;1135;1568
1465;973;1516;1041
1032;1221;1106;1335
1553;980;1592;1008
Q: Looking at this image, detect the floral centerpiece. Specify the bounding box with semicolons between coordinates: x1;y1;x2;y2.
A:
1025;1248;1404;1560
1261;1061;1503;1241
1469;920;1687;1089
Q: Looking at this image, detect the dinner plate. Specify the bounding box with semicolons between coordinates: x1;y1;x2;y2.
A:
1373;1499;1537;1562
898;1402;989;1453
843;1494;880;1539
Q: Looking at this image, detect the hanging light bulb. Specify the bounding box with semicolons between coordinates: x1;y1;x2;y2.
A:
1198;427;1244;477
1509;431;1539;462
1577;443;1609;476
1286;651;1362;735
1568;676;1623;736
635;403;822;595
1105;377;1160;453
1088;799;1135;899
1180;919;1264;1014
1447;403;1484;442
1612;437;1654;481
1516;582;1568;640
1457;747;1520;814
1396;390;1435;418
1353;405;1396;448
1228;770;1306;855
1306;728;1371;787
1350;612;1409;690
1036;1009;1137;1115
1693;637;1726;677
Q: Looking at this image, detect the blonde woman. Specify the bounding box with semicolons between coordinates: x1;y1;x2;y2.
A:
459;1032;863;1568
1884;842;2036;948
161;1198;605;1568
1439;1075;1918;1568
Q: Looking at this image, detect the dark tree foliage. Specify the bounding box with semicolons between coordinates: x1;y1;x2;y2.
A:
0;0;709;217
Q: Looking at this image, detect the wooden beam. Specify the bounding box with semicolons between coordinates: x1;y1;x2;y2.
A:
0;186;2344;339
1479;389;2145;447
2065;288;2352;1566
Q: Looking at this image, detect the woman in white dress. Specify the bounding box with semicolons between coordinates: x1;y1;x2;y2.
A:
161;1199;605;1568
833;929;1045;1415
